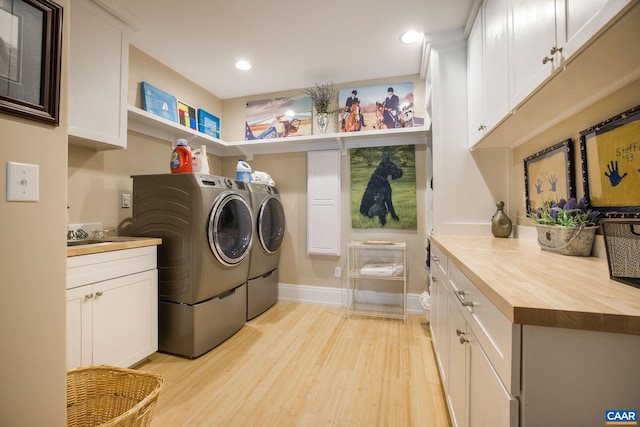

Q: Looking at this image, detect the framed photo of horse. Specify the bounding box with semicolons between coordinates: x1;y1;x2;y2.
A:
350;145;417;229
338;83;423;133
579;104;640;218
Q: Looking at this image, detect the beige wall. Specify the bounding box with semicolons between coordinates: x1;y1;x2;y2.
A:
70;67;430;294
0;0;69;424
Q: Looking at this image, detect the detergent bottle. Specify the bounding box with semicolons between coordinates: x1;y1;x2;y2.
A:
192;145;210;174
170;139;192;173
236;159;252;182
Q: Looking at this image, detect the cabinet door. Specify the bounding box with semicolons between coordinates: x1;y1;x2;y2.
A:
447;296;469;427
69;0;129;148
307;150;341;255
468;329;519;427
508;0;558;107
430;273;449;386
467;10;485;148
66;286;93;370
92;270;158;368
558;0;630;59
483;0;510;131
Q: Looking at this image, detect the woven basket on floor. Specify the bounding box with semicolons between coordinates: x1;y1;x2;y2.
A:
67;365;163;427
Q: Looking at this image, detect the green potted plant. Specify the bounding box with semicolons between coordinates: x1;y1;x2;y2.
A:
528;197;600;256
303;82;336;134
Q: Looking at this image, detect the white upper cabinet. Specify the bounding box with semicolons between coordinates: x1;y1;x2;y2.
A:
69;0;138;149
468;0;510;148
483;0;510;131
467;10;486;148
508;0;559;108
508;0;632;109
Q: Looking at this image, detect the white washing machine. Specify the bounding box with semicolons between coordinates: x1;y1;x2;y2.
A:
132;173;253;357
246;182;285;320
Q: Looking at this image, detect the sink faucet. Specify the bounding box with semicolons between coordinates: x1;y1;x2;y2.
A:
67;228;88;241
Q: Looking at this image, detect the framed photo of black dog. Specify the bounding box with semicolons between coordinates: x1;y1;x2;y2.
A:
350;145;417;229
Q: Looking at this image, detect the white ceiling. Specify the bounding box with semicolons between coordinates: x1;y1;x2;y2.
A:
112;0;478;100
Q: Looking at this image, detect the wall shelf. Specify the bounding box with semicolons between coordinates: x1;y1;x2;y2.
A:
128;106;430;160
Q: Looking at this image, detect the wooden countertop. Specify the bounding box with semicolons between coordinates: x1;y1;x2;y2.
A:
66;237;162;257
430;235;640;336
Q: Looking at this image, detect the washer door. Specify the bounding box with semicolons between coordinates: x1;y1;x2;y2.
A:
258;196;285;254
208;192;253;266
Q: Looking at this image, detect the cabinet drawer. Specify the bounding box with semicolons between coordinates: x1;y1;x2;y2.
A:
431;244;448;279
67;246;157;289
449;264;520;394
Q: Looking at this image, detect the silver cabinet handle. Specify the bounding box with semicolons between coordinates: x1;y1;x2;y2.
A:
456;328;464;336
550;46;563;55
478;124;486;131
95;291;103;297
460;335;469;344
454;290;474;308
84;293;93;300
432;276;439;282
542;56;554;64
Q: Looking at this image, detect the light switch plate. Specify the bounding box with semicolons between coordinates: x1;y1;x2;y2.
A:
6;161;39;202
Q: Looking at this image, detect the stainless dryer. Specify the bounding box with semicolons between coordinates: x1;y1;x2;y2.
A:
246;182;285;320
132;173;253;358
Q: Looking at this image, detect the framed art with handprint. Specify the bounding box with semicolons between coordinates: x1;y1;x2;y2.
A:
524;139;575;214
580;105;640;218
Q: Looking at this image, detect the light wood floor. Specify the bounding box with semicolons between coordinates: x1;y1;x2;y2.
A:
138;302;451;426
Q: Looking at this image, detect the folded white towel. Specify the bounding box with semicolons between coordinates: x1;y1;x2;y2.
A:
359;263;404;277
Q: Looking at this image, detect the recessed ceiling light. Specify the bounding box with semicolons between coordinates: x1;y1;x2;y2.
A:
235;60;251;71
400;30;423;44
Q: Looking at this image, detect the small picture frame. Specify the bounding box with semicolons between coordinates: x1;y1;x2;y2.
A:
177;100;197;130
197;108;220;139
140;82;178;123
580;105;640;218
524;139;575;213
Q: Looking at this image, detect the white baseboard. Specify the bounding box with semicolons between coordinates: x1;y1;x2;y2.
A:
278;283;425;314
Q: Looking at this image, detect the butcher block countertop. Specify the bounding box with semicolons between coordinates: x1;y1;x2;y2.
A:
430;235;640;336
66;237;162;257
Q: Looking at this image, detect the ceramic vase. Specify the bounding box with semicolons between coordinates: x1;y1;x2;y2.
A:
491;201;512;238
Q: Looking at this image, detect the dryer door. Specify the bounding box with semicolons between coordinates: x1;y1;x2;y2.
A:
208;192;253;266
258;196;285;254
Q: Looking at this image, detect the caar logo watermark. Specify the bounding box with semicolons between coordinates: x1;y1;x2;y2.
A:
605;410;637;425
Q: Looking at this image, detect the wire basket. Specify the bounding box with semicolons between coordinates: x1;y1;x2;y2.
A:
67;365;163;427
601;220;640;289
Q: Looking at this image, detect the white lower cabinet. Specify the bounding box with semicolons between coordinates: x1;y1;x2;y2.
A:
430;246;519;427
66;246;158;369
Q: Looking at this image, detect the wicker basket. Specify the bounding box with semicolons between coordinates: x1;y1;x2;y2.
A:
601;220;640;289
67;365;163;427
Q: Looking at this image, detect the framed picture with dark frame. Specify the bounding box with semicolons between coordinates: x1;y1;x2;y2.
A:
0;0;63;126
579;105;640;218
524;139;575;214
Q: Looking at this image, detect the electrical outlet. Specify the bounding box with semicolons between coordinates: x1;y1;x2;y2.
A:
121;193;131;208
334;266;341;277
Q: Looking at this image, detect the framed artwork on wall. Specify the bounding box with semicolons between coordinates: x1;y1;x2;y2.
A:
197;108;220;139
245;95;312;140
350;145;417;229
580;105;640;218
0;0;63;125
140;81;178;123
524;139;576;214
338;82;423;133
177;99;197;130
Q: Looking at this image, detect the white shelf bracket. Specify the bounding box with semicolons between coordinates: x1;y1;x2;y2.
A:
236;145;253;161
337;136;346;155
